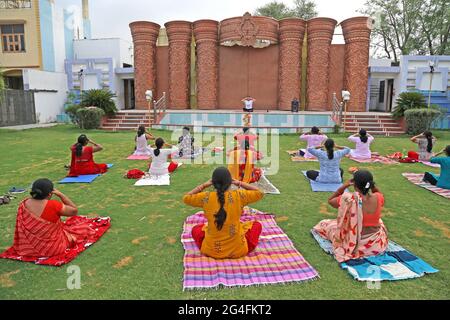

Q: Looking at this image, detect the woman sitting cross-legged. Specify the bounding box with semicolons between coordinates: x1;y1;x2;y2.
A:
410;131;437;161
313;170;388;262
133;125;155;156
68;134;108;177
299;126;328;158
228;138;262;183
183;167;264;259
177;126;195;158
149;138;179;176
348;129;374;159
3;179;99;258
306;139;351;183
423;145;450;190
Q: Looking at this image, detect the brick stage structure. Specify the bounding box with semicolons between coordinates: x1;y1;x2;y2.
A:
130;14;373;112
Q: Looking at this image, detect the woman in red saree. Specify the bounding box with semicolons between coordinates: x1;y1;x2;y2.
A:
0;179;109;263
68;134;108;177
313;170;388;262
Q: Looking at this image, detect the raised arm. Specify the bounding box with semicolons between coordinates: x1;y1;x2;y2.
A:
88;139;103;153
328;180;352;208
52;189;78;217
411;133;424;143
186;180;212;196
232;179;259;191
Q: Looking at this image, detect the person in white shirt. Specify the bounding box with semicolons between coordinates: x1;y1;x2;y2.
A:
149;138;180;176
133;126;155;156
348;129;374;159
241;97;255;113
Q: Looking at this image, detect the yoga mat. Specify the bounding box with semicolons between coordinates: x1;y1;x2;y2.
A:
420;161;440;168
127;155;150;160
59;164;113;184
402;173;450;199
348;154;398;165
286;150;318;162
302;171;344;192
253;175;280;195
311;229;438;281
135;174;170;186
182;207;319;290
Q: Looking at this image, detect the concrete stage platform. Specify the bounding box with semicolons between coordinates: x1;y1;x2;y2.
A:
153;109;338;133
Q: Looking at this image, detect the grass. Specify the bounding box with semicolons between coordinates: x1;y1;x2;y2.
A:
0;125;449;300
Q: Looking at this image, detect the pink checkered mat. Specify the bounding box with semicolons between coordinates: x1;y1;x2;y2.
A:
402;173;450;199
348;154;398;165
181;207;319;290
127;155;150;160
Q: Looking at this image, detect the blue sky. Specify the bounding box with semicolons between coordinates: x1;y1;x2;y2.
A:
56;0;367;43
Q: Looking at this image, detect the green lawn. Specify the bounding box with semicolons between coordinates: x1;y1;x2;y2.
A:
0;125;449;300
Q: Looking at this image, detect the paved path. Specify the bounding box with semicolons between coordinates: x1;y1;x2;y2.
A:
0;123;59;130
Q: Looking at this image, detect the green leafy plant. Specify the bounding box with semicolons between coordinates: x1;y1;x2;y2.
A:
333;124;341;134
80;89;117;116
392;91;427;119
76;107;105;130
404;107;445;135
65;91;82;125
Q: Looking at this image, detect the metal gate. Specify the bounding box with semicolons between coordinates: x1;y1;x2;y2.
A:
0;89;36;127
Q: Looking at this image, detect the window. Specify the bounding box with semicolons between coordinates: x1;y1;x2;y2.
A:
0;1;32;9
378;80;385;103
1;24;25;53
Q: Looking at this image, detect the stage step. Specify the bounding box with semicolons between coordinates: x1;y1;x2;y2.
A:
101;110;155;131
341;114;405;136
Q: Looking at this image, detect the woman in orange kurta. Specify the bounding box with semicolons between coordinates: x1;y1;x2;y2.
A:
68;134;108;177
183;167;264;259
228;137;262;184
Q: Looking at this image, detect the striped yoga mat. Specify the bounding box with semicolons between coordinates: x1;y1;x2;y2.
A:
181;207;319;290
402;173;450;199
311;230;438;281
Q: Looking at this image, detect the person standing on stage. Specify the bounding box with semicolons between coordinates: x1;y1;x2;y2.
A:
241;97;256;113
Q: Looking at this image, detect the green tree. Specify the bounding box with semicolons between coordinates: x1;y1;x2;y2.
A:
360;0;450;61
255;0;318;20
291;0;318;20
417;0;450;55
254;1;293;20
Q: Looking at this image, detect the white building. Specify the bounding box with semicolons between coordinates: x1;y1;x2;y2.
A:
369;55;450;129
65;37;135;110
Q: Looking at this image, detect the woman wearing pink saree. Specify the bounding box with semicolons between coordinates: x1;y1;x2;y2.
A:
313;170;388;262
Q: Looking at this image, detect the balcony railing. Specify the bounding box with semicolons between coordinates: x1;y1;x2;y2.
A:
0;0;32;9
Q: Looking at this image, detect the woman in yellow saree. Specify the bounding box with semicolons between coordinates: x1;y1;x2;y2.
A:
228;138;262;183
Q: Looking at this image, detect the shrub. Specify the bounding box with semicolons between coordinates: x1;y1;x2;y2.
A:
76;107;105;130
64;91;82;125
80;89;117;116
404;108;444;135
392;92;427;119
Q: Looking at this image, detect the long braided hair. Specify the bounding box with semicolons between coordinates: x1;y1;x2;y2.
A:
154;138;164;157
324;139;335;160
137;125;146;137
212;167;232;231
424;131;433;153
75;134;88;157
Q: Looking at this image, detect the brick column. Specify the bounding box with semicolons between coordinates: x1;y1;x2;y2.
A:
129;21;160;110
306;18;337;111
193;20;219;110
341;17;372;112
278;18;306;110
165;21;193;109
